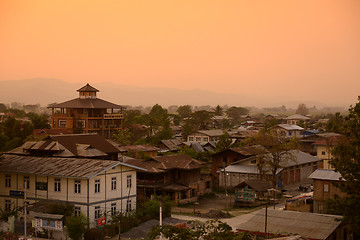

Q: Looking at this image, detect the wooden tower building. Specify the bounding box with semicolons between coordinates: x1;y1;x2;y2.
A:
49;84;124;138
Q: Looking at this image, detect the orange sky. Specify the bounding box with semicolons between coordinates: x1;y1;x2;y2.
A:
1;0;360;106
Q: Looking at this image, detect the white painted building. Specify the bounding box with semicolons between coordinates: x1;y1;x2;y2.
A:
0;154;145;228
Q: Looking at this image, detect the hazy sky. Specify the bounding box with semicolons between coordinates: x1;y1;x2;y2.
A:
1;0;360;106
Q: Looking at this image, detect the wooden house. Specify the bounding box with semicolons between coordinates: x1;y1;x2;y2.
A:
48;84;125;138
124;154;212;204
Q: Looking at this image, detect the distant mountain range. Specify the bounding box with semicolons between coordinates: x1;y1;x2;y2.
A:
0;78;342;109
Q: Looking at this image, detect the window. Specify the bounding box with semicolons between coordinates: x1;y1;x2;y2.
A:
95;179;100;193
126;200;132;212
74;206;81;216
5;175;11;188
188;137;194;141
195;137;201;142
50;220;56;228
95;206;101;219
250;159;257;164
76;120;85;129
111;177;117;191
127;175;132;188
24;176;30;189
54;179;61;192
5;200;11;211
111;203;116;215
75;180;81;194
322;151;326;155
203;137;209;142
58;120;66;128
324;184;329;192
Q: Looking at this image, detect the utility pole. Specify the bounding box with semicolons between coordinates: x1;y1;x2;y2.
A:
159;200;163;240
264;203;268;239
24;182;27;240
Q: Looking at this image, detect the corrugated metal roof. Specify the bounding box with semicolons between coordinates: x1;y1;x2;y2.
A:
160;139;183;151
223;165;261;174
50;133;119;156
191;142;205;153
118;144;160;152
237;209;342;240
230;145;266;156
0;154;124;179
309;169;343;181
198;129;225;136
285;114;310;120
233;150;320;168
124;154;204;173
275;124;304;131
235;180;272;192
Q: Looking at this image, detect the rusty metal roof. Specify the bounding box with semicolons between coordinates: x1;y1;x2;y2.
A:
237;209;342;240
50;133;119;155
118;144;160;153
309;169;343;181
124;154;205;173
160;139;183;151
8;134;120;158
0;154;129;179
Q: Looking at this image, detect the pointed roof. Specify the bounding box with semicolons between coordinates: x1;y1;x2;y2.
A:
77;83;99;92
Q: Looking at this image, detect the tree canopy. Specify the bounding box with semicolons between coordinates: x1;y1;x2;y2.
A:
328;97;360;236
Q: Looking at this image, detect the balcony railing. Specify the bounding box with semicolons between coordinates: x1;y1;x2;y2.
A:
137;179;164;186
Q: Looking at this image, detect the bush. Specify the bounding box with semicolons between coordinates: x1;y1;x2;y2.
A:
65;214;89;240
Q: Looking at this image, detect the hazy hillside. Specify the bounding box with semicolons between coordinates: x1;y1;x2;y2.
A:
0;78;338;108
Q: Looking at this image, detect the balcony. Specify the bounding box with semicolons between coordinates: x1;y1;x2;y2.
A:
137;179;164;186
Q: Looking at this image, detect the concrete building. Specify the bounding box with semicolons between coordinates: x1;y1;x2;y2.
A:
0;154;144;228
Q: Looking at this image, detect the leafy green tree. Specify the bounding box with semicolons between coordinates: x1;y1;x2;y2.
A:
327;97;360;236
0;134;10;150
215;132;233;152
5;108;26;118
26;112;50;129
179;145;212;162
0;103;7;112
148;219;254;240
65;214;89;240
326;112;345;133
296;103;309;115
213;105;223;116
189;110;212;131
252;131;298;187
177;105;192;119
226;107;249;124
112;129;132;146
1;137;22;152
123;110;143;128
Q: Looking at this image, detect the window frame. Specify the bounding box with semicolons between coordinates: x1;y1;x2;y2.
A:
95;179;100;193
111;177;117;191
75;180;81;194
126;175;132;189
5;175;11;188
54;178;61;192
